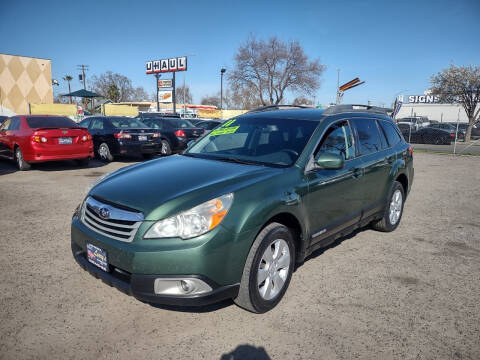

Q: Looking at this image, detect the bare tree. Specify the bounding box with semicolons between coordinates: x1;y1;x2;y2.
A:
200;94;221;108
229;36;324;106
131;87;150;102
292;96;313;106
91;71;134;102
175;85;193;104
430;64;480;141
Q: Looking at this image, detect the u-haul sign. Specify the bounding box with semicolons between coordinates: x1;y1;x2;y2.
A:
146;56;187;74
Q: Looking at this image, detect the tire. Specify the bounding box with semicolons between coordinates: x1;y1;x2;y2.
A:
372;181;405;232
234;222;295;313
142;153;153;160
76;158;90;166
97;143;114;162
15;147;31;171
160;139;172;156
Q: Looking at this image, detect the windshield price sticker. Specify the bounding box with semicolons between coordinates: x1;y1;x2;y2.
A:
210;119;239;136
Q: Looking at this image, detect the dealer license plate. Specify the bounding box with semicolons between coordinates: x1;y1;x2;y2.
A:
138;135;147;141
59;137;72;144
86;243;109;272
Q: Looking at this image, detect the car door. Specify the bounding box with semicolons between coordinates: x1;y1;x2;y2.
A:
6;117;21;159
351;118;392;218
304;119;364;245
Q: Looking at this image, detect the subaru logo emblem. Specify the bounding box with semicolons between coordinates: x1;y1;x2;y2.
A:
99;207;110;219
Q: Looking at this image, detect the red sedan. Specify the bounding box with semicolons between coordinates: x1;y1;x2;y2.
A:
0;115;94;170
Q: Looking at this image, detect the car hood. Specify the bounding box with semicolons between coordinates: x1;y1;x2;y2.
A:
90;155;281;219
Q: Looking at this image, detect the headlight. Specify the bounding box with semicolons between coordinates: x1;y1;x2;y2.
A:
144;193;234;239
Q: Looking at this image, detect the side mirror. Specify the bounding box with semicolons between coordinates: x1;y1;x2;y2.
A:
315;153;344;170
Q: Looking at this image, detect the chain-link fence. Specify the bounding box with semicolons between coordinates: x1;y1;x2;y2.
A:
395;118;480;155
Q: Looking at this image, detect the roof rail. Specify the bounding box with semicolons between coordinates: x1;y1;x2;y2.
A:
322;104;392;116
246;104;312;114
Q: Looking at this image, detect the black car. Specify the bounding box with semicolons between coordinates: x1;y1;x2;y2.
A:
196;119;223;133
136;113;204;155
78;116;162;161
430;123;465;141
398;124;454;145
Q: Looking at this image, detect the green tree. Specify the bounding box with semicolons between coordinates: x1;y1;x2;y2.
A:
106;84;120;102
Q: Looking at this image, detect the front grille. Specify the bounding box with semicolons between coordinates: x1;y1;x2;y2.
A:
81;197;143;242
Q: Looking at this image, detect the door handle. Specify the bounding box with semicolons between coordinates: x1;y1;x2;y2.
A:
352;168;364;178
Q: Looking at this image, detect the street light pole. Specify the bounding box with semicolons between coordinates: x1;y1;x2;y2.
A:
155;73;160;112
220;68;226;111
336;68;341;105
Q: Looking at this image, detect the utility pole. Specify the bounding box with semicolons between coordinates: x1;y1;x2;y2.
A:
77;65;89;90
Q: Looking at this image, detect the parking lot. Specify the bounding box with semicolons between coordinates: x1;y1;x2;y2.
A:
0;152;479;360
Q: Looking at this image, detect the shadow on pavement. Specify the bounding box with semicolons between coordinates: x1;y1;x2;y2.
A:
149;298;234;313
220;344;271;360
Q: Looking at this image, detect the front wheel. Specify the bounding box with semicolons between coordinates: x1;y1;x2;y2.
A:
372;181;405;232
234;222;295;313
15;147;31;171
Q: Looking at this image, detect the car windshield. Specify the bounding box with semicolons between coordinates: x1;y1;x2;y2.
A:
26;116;79;128
109;117;148;128
185;117;318;167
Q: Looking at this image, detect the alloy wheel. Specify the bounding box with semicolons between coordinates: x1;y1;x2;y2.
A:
389;189;403;225
257;239;290;301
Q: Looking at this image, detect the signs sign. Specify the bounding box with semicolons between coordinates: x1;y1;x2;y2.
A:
158;90;172;103
158;79;172;88
146;56;187;74
399;95;440;104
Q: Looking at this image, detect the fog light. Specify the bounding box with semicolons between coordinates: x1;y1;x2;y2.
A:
180;280;195;293
154;278;212;296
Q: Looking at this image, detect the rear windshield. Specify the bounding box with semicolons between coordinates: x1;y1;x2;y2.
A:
109;118;148;129
166;119;195;128
26;117;79;129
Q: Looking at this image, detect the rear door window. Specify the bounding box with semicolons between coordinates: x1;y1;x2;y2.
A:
91;119;104;130
0;118;11;130
351;118;382;155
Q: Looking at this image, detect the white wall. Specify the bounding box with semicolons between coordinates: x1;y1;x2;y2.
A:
396;103;479;123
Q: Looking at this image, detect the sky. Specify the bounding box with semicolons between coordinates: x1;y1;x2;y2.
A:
1;0;479;107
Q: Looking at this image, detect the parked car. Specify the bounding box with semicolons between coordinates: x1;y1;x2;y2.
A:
71;104;413;313
78;116;162;161
136;113;204;155
398;124;454;145
196;119;223;133
429;123;465;141
0;115;93;170
0;115;8;126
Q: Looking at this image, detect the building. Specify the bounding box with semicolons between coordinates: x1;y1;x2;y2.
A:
395;94;479;123
0;53;53;115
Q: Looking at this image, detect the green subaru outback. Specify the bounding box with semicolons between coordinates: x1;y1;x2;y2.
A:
71;105;413;313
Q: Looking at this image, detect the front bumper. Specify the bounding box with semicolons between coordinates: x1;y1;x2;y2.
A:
72;240;239;306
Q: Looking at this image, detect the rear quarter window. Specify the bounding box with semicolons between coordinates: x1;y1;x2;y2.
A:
379;120;402;147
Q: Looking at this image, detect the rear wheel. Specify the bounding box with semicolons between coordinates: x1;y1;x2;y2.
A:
97;143;113;162
234;222;295;313
15;147;31;171
372;181;404;232
160;139;172;156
